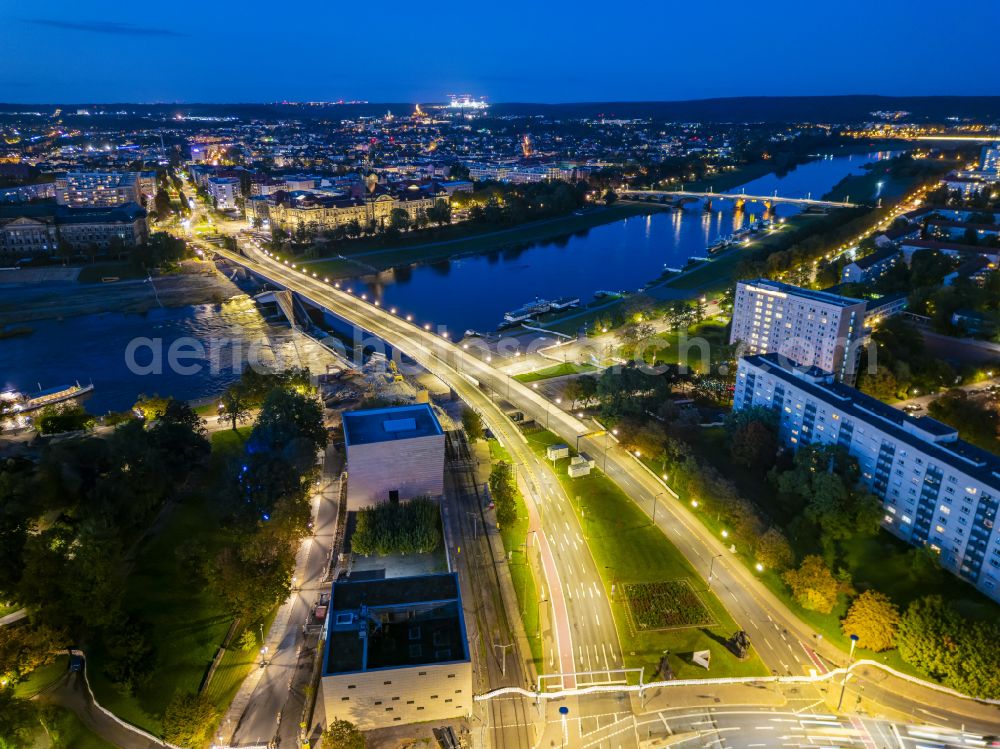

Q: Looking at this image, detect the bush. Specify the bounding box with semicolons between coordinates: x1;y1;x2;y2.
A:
350;497;441;556
34;404;94;435
163;691;219;746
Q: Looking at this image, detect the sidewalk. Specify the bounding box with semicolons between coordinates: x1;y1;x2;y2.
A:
220;443;343;746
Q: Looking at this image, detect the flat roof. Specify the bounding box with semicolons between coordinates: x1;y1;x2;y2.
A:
323;573;468;676
342;403;442;446
738;278;864;308
741;353;1000;488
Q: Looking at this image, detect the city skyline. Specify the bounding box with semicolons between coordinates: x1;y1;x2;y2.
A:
3;0;1000;103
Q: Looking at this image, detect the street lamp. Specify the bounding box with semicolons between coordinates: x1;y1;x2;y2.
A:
650;491;665;525
837;634;860;711
708;553;724;589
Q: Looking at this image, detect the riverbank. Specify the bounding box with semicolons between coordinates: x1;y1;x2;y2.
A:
0;260;241;323
683;140;908;194
302;203;663;279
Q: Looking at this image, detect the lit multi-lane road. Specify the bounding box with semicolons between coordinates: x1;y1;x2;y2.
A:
206;237;1000;745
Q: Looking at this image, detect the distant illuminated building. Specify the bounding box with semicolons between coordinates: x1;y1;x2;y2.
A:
522;134;533;157
446;94;488;110
980;142;1000;177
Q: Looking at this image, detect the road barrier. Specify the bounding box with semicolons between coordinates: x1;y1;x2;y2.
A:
473;659;1000;706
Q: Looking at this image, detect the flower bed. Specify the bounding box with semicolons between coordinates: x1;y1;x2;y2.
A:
623;580;714;631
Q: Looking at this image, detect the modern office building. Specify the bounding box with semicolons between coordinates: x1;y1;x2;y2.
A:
342;404;445;509
54;171;154;207
734;353;1000;603
207;176;242;211
319;573;472;730
729;279;869;383
0;202;148;256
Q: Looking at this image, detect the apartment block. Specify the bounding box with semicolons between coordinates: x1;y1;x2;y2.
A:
730;279;868;383
734;353;1000;603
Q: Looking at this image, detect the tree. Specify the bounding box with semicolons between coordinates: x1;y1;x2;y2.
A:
153;188;172;219
488;461;518;529
221;383;252;431
783;555;839;613
163;691;220;747
321;718;365;749
238;629;257;653
842;590;900;652
896;595;962;679
0;686;38;749
461;407;484;442
251;388;328;459
0;624;61;685
132;393;171;421
755;527;794;572
427;198;452;227
389;208;411;232
564;375;597;409
726;408;778;470
102;614;156;694
859;365;899;401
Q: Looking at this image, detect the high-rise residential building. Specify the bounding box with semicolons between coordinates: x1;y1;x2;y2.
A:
734;353;1000;603
729;279;868;383
54;171;143;207
206;176;241;211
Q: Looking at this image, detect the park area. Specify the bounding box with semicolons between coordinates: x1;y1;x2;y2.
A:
89;427;274;736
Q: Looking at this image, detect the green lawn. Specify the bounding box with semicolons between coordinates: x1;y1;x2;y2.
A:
513;362;597;383
88;428;257;735
621;320;730;373
522;428;767;681
14;655;69;698
489;440;544;671
36;705;117;749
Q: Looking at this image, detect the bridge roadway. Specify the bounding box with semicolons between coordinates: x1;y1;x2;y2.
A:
619;189;857;208
214;243;632;748
213;243;1000;739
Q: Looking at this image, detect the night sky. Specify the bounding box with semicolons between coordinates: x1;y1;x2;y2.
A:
3;0;999;103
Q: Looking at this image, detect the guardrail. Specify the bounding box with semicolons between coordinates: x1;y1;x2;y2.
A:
473;658;1000;706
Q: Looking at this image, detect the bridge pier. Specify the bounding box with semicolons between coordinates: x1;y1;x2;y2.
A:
703;198;713;213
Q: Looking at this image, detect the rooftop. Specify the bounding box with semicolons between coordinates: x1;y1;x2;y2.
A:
741;353;1000;488
342;403;442;447
323;573;468;676
739;278;865;308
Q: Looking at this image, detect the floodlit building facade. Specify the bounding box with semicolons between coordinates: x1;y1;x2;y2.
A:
734;353;1000;604
207;176;242;211
319;573;472;730
54;171;155;207
730;279;869;383
342;404;445;509
0;202;148;256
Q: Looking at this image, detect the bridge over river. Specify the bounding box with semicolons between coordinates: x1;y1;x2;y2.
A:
619;188;857;209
